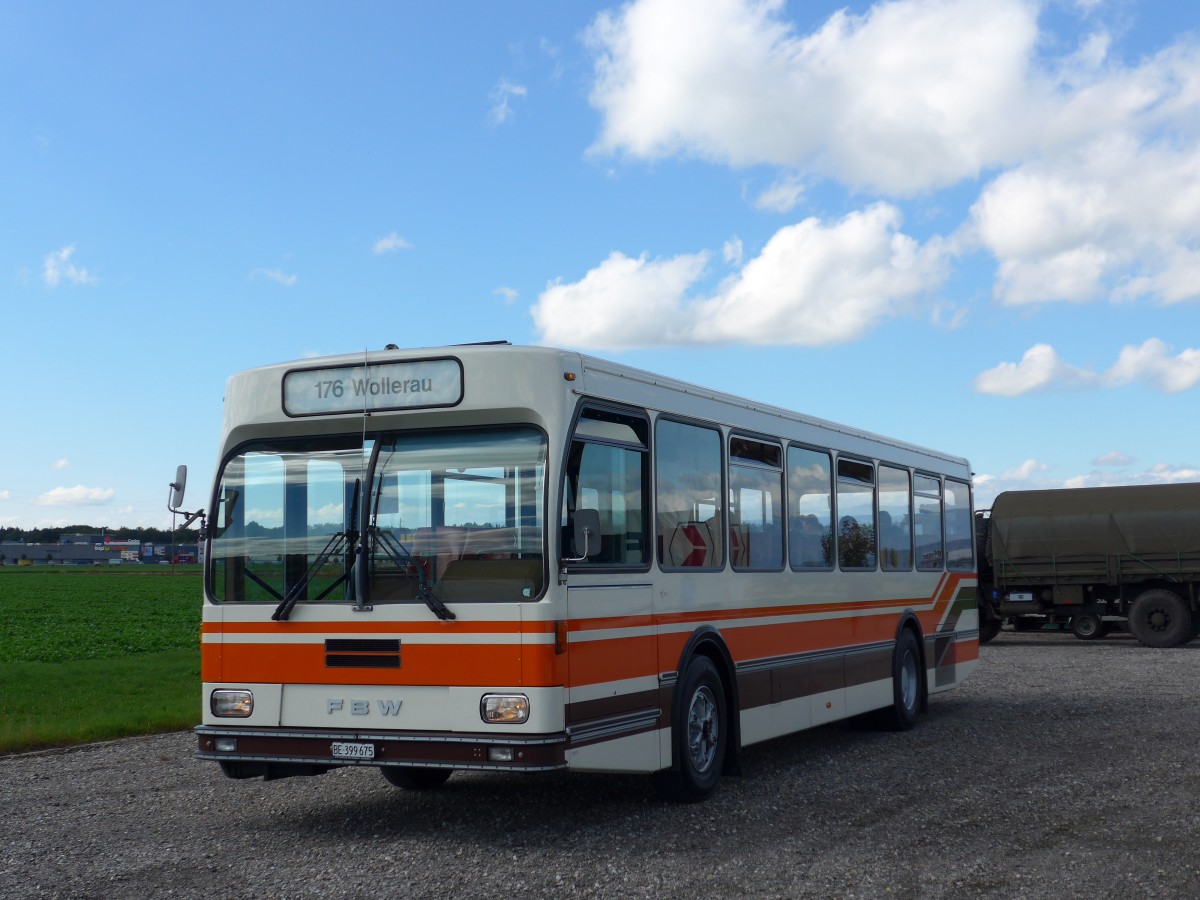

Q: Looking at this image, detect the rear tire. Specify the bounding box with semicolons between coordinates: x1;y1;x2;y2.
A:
979;614;1002;644
1128;589;1191;648
380;766;452;790
654;655;727;803
878;629;923;731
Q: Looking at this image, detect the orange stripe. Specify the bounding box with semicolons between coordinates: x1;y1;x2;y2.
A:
570;589;956;634
203;619;554;635
568;635;660;686
210;641;559;687
202;576;980;688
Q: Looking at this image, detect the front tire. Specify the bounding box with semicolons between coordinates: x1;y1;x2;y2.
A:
1128;589;1192;648
654;655;727;803
380;766;452;790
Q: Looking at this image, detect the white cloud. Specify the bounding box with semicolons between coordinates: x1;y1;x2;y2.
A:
489;78;528;126
971;132;1200;306
43;245;97;287
973;344;1097;396
53;458;69;470
1104;338;1200;393
1003;458;1048;481
722;237;743;266
754;174;806;213
975;462;1200;507
0;490;11;501
34;485;116;507
531;203;947;349
1063;465;1200;490
587;0;1041;194
1093;451;1135;467
494;286;518;304
975;340;1200;396
373;232;412;255
930;303;967;331
533;250;710;349
585;1;1200;308
249;268;298;287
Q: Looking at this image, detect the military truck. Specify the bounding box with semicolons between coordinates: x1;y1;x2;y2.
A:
977;483;1200;647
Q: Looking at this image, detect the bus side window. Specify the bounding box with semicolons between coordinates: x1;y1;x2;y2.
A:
787;446;834;569
878;465;913;571
562;407;649;567
836;458;876;570
944;479;974;571
914;474;944;570
729;436;784;571
656;419;724;569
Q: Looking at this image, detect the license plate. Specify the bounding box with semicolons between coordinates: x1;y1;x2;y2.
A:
331;741;375;760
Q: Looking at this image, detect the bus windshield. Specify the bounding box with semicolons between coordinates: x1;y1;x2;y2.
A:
208;427;547;606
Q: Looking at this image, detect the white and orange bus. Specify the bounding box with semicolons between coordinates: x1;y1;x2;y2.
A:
183;343;978;801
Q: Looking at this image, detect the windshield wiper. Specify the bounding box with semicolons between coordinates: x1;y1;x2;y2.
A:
272;480;360;622
417;582;456;621
371;526;456;621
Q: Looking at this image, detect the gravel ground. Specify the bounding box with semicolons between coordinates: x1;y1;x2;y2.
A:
3;629;1200;899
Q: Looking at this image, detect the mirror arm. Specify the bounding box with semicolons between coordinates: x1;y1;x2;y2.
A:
561;526;593;564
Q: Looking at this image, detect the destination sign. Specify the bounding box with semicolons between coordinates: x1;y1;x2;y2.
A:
282;358;463;416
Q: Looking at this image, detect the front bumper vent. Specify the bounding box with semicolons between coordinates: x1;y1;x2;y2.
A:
325;638;401;668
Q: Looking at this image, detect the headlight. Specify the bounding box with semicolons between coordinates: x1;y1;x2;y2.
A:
480;693;529;724
211;689;254;718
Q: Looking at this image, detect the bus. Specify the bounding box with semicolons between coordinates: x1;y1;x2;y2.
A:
181;343;979;801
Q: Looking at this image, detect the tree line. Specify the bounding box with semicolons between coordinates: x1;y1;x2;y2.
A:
0;525;202;545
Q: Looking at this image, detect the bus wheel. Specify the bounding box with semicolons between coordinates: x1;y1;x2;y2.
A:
879;629;922;731
1128;589;1192;648
1069;612;1106;641
654;655;727;803
381;766;452;790
979;615;1002;644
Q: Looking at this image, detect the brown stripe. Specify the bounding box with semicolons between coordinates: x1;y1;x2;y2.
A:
196;729;565;769
844;647;892;689
566;688;659;724
735;645;895;712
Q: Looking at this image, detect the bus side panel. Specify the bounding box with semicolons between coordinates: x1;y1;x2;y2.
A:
925;578;980;694
564;583;662;773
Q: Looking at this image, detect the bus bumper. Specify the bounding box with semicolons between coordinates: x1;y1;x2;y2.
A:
194;725;568;778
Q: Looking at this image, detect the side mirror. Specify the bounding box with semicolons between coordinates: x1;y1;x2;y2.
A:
169;465;188;511
564;509;601;563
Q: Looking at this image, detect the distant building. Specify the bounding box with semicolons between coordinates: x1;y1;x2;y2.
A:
0;537;198;565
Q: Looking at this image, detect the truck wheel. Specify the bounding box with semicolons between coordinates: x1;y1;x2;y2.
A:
381;766;452;790
654;655;727;802
1069;613;1105;640
1128;589;1192;648
979;616;1002;644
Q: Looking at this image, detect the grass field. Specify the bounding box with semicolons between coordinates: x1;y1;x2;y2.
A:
0;566;202;752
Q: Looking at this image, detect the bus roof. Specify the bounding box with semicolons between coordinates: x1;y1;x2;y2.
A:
220;343;971;472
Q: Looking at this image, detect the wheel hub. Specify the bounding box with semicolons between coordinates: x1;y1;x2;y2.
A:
1147;609;1170;632
687;686;719;773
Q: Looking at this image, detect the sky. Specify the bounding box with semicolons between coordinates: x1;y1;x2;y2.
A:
1;0;1199;531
